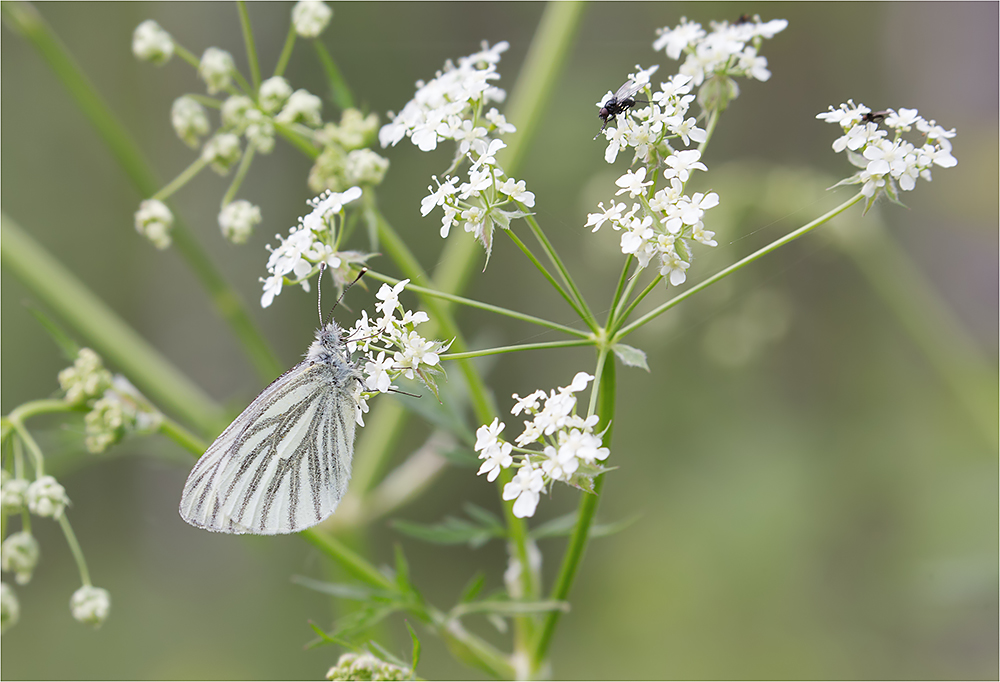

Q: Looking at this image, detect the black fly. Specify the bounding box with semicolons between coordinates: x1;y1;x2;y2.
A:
594;79;646;140
860;110;891;125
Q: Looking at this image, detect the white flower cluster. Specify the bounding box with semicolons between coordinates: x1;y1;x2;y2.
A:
134;199;174;250
587;162;719;286
292;0;333;39
310;109;389;194
327;651;410;681
70;585;111;627
132;20;174;66
260;187;373;307
379;41;529;260
1;531;40;585
653;15;788;87
345;279;450;419
475;372;610;518
816;101;958;204
59;348;162;453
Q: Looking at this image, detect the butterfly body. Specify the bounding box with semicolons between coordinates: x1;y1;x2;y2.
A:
179;321;362;534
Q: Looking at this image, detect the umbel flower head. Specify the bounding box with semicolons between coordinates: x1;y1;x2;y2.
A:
817;101;958;212
69;585;111;627
326;651;410;681
475;372;610;518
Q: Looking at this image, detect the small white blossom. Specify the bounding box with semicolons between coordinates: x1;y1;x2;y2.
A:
1;532;40;585
245;109;276;153
221;95;254;133
218;200;262;244
1;477;29;512
171;96;210;148
26;476;69;518
134;199;174;249
70;585;111;628
502;460;545;518
663;149;707;182
292;0;333;39
343;149;389;186
58;348;113;404
615;167;653;198
364;351;394;393
276;89;323;127
477;440;513;482
132;20;173;65
259;76;293;114
198;47;235;95
201;133;242;175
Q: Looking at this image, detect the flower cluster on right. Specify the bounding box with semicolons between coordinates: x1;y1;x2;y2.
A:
817;101;957;209
474;372;609;518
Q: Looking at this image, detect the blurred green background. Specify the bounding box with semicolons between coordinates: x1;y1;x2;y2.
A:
2;2;997;679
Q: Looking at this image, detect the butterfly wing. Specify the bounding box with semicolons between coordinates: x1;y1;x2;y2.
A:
179;361;356;534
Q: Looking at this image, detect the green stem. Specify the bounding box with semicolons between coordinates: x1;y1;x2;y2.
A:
1;215;226;435
504;229;591;330
7;416;47;476
613;273;663;333
273;24;297;78
300;527;394;590
159;417;208;456
617;192;866;340
366;270;590;338
172;43;201;70
221;144;257;207
531;350;616;672
59;513;91;586
521;212;596;329
152;156;208;202
605;256;634;326
236;1;261;91
697;108;721;152
275;121;321;158
444;339;592;361
313;41;355;110
2;1;283;383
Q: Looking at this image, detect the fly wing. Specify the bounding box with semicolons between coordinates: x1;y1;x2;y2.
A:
614;79;644;101
179;361;356;535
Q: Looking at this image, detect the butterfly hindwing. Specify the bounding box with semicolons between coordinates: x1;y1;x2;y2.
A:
179;360;356;534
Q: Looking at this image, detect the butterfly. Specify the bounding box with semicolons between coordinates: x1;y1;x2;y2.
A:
179;268;364;535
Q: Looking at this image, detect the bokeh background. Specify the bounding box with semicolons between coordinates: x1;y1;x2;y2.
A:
2;2;997;679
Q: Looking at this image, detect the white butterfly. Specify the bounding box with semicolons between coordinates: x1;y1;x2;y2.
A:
179;314;363;535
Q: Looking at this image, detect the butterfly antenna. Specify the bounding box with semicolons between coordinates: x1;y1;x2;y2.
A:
324;267;368;325
317;263;327;326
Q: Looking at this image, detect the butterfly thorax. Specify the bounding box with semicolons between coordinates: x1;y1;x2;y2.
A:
307;322;361;388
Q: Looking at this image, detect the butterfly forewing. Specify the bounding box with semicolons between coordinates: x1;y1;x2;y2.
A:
179;359;356;534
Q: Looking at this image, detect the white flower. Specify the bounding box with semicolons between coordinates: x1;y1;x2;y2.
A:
134;199;174;249
374;279;408;317
659;249;690;286
201;133;242;174
477;440;513;482
259;76;293;114
586;201;628;232
70;585;111;627
1;532;39;585
393;331;440;376
26;476;69;518
198;47;234;95
421;177;458;217
132;20;173;65
502;461;545;518
475;417;505;453
663;149;707;182
615;167;653;198
1;582;18;634
364;351;394;393
653;18;705;59
343;149;389;186
58;348;112;404
1;477;29;511
276;89;323;127
218;200;262;244
497;178;535;207
171;96;210;148
221;95;254;133
260;274;283;308
511;390;546;416
292;0;332;38
245;109;276;153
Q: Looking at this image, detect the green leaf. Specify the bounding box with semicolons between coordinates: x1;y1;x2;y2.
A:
394;543;411;592
612;343;649;371
306;620;352;649
461;502;503;529
458;572;486;604
406;621;421;677
390;516;502;548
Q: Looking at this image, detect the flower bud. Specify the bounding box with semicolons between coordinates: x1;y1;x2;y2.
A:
132;20;174;65
70;585;111;627
292;1;333;39
171;96;210;148
134;199;174;249
1;532;40;585
199;47;235;95
26;476;69;519
201;133;242;175
259;76;293;114
218;200;262;244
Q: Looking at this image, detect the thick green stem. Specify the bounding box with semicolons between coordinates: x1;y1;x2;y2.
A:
531;350;616;672
1;215;226;435
2;1;283;382
616;193;866;339
159;417;208;457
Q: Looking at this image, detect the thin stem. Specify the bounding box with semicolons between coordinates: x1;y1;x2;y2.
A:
504;230;593;331
613;273;663;333
275;121;320;158
531;350;616;672
617;192;866;340
520;212;597;329
365;270;590;339
443;339;593;361
300;527;394;590
605;256;634;327
7;417;46;476
313;41;355;110
172;43;201;70
1;216;226;435
59;513;91;586
152;156;209;202
697;108;721;152
220;144;257;207
236;1;261;91
273;24;297;78
2;2;283;383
